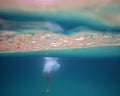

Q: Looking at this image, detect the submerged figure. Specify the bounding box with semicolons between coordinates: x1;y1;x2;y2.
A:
43;57;60;94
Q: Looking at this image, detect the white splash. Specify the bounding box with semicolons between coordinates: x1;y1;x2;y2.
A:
43;57;60;74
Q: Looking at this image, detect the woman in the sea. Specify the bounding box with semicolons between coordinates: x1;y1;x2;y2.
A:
43;57;60;94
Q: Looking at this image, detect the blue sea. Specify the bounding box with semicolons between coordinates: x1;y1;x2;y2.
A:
0;46;120;96
0;8;120;96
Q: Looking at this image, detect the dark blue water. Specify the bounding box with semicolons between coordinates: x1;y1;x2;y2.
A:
0;55;120;96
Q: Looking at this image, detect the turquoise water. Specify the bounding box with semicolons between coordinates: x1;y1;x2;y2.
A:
0;56;120;96
0;6;120;96
0;46;120;57
0;46;120;96
0;11;120;35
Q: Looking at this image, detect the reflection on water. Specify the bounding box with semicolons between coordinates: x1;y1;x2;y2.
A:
0;2;120;52
0;30;120;52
